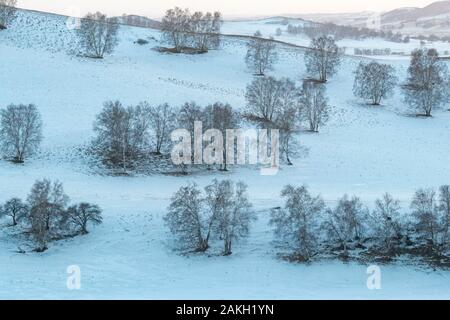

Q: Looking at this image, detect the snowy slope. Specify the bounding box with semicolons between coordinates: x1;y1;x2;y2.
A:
1;9;450;299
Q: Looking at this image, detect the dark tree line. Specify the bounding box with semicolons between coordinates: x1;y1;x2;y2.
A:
0;179;102;252
287;22;410;43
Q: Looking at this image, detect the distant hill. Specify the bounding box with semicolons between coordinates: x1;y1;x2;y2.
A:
296;1;450;37
116;15;161;29
383;1;450;22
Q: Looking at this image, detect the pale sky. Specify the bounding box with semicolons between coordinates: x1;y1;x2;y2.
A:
17;0;438;19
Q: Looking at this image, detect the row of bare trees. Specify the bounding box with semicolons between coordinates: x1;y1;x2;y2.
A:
272;185;450;264
91;100;241;173
161;7;222;53
0;179;102;252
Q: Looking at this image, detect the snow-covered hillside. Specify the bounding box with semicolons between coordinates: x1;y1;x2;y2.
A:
1;9;450;299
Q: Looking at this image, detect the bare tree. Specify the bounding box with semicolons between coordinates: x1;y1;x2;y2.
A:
304;36;341;83
0;0;17;29
0;198;28;226
93;101;151;173
76;12;120;58
299;81;330;132
27;179;69;251
0;104;43;163
148;103;176;155
324;195;367;258
245;77;294;128
245;31;278;76
270;185;326;261
369;193;402;255
206;180;254;256
164;182;209;252
353;61;398;105
402;48;449;117
65;203;103;235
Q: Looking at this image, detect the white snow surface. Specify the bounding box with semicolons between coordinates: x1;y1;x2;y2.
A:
1;9;450;299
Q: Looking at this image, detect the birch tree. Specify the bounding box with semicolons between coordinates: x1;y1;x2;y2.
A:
353;61;398;105
402;48;449;116
164;182;209;252
245;31;278;76
270;185;326;261
299;81;330;132
304;36;341;82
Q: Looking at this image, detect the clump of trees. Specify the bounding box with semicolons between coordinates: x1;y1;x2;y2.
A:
353;61;398;106
0;0;17;30
270;184;450;265
92;101;152;173
76;12;120;59
164;179;254;255
0;179;102;252
0;104;43;163
91;100;243;174
161;7;222;53
304;36;341;83
245;31;278;76
402;48;449;117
